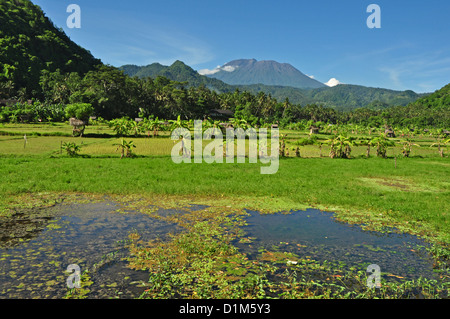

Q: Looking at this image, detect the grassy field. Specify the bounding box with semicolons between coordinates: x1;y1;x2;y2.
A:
0;123;448;242
0;122;449;299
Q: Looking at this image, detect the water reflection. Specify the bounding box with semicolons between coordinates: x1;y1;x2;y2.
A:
236;209;436;280
0;201;180;299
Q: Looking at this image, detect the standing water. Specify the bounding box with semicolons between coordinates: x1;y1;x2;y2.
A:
0;200;180;299
235;209;436;281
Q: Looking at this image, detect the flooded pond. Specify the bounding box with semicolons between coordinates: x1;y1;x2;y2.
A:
0;200;441;298
235;209;436;281
0;200;181;299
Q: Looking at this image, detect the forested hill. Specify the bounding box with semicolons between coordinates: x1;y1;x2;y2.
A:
121;61;424;111
120;61;235;93
1;0;447;127
0;0;101;98
407;83;450;110
300;84;424;111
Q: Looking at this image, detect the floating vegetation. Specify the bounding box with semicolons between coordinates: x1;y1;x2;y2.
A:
0;194;448;299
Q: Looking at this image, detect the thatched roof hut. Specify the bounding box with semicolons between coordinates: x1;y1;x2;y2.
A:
69;118;88;137
385;128;395;138
310;126;319;135
209;109;234;120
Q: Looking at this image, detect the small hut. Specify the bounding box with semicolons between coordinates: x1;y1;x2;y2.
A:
385;128;395;138
209;109;234;121
309;126;320;135
69;118;88;137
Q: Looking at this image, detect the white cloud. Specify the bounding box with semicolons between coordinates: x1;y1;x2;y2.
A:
325;78;341;87
307;74;315;79
198;64;238;75
198;66;221;75
222;65;236;72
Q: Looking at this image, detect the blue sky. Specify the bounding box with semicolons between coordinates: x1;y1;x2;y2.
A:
33;0;450;93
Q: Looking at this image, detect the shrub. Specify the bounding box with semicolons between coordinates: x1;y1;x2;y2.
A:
65;103;94;121
62;142;82;157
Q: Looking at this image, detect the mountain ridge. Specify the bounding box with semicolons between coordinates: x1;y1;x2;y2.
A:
200;58;326;89
119;60;425;110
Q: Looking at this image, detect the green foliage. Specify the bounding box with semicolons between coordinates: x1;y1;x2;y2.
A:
325;135;355;159
0;102;66;123
409;83;450;110
1;1;448;128
113;138;136;158
62;142;82;157
370;133;394;158
0;0;100;99
108;117;134;136
64;103;93;121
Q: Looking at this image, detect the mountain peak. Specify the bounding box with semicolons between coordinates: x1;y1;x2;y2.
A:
200;59;325;89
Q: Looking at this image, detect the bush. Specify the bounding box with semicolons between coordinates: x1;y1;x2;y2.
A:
295;135;318;146
62;142;82;157
65;103;94;121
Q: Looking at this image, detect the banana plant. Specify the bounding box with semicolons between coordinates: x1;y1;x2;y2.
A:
430;137;450;158
169;115;189;131
324;134;355;159
144;117;164;137
62;142;82;157
397;138;420;157
357;137;373;158
114;139;136;159
109;117;132;136
370;133;394;158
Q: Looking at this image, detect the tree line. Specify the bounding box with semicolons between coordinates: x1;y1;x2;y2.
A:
0;64;448;129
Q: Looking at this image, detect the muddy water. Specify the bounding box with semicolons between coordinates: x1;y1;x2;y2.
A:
235;209;436;281
0;201;181;299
